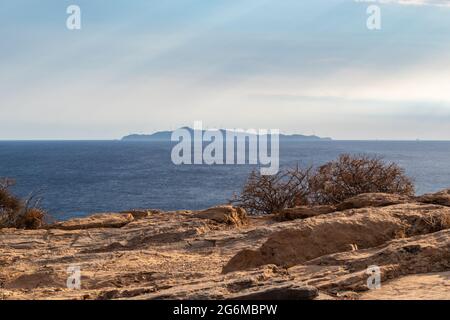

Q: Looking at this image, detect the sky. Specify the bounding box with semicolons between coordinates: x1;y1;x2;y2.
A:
1;0;450;140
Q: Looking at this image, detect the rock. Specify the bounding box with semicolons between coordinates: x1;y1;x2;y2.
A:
359;271;450;300
120;209;162;219
135;271;319;300
304;229;450;292
229;284;319;300
48;213;134;230
336;193;411;211
4;270;64;290
222;249;269;273
194;206;248;226
276;205;336;221
416;189;450;207
223;203;450;273
1;191;449;300
128;230;450;300
336;291;360;300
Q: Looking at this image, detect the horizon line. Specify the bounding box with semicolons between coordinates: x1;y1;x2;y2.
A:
1;139;450;142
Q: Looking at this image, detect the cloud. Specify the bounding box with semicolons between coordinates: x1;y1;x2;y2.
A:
355;0;450;7
2;0;450;139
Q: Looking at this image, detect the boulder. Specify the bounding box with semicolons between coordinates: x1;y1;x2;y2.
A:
194;206;248;226
276;205;336;221
120;209;162;219
223;203;450;273
48;213;134;230
416;189;450;207
136;230;450;300
336;193;411;211
229;284;319;300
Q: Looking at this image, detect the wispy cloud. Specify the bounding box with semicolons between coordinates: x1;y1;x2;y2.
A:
1;0;450;140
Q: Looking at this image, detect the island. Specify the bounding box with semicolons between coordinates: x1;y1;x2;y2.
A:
121;128;332;142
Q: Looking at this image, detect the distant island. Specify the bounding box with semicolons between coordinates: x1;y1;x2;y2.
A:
121;128;332;141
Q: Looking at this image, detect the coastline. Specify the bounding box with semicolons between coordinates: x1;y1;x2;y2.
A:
1;190;449;300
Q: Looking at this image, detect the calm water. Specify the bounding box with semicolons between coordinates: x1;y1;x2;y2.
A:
1;140;449;220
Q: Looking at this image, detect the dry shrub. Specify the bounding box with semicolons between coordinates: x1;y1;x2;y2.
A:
422;214;450;233
233;154;415;215
231;166;311;215
0;178;46;229
0;178;21;213
309;154;414;205
13;208;46;230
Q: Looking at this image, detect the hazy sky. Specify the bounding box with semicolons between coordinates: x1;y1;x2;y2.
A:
1;0;450;140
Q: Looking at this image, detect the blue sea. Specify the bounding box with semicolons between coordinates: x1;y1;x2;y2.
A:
1;140;449;220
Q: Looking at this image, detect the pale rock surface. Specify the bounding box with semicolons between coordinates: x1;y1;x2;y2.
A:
1;192;449;300
359;272;450;300
223;203;450;272
276;205;336;221
416;189;450;207
48;213;134;230
336;193;411;211
194;205;248;227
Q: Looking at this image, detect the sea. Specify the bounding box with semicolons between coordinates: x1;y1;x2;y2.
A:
1;140;449;220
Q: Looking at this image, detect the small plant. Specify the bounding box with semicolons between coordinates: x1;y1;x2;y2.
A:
309;154;414;205
231;166;311;215
0;178;46;229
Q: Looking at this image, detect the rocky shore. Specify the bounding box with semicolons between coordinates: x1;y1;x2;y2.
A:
1;190;449;300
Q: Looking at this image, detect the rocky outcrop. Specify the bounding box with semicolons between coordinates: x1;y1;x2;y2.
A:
48;213;135;230
336;193;410;211
1;192;449;300
111;230;450;300
194;206;248;227
133;265;319;300
121;209;162;219
275;193;412;222
223;203;450;273
276;205;336;221
416;189;450;207
229;284;318;300
359;271;450;300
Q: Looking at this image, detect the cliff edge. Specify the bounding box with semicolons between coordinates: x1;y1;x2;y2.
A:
1;191;449;300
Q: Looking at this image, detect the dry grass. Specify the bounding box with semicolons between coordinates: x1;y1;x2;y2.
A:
422;214;450;233
0;178;46;229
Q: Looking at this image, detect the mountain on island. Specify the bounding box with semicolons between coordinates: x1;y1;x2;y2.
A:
121;128;332;141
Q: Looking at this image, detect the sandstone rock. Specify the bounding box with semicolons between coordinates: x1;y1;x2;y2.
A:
121;209;162;219
128;230;450;300
276;205;336;221
48;213;134;230
359;271;450;300
308;229;450;269
303;229;450;293
1;192;449;300
4;270;64;290
223;203;450;273
336;193;410;211
416;189;450;207
229;284;318;300
194;206;248;226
